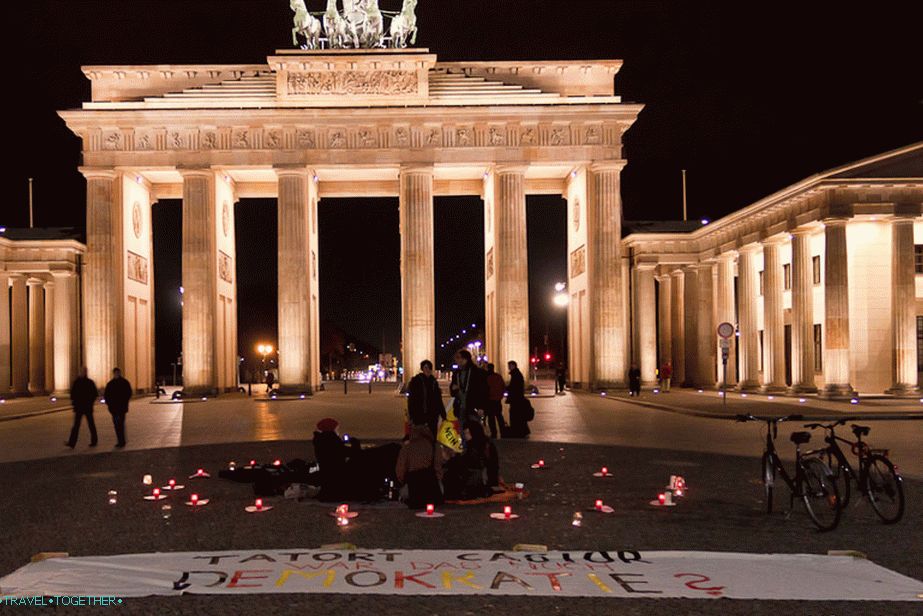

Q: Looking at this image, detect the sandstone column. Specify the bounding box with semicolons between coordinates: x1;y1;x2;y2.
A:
887;215;919;395
588;162;626;388
28;279;46;394
657;273;672;380
43;280;55;392
790;229;817;393
181;169;218;395
821;218;855;398
10;276;28;395
275;167;316;394
682;267;699;386
695;262;717;387
0;274;9;395
716;253;737;386
399;166;435;383
491;165;530;378
82;169;121;385
761;240;786;392
670;269;685;385
634;264;657;386
52;271;79;394
737;246;760;391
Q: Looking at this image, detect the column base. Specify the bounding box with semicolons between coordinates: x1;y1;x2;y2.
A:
761;384;788;394
276;385;313;397
181;386;220;398
593;381;627;391
885;384;921;398
819;384;856;400
736;381;761;392
788;384;818;395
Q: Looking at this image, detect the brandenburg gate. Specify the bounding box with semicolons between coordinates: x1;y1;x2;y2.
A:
60;49;641;395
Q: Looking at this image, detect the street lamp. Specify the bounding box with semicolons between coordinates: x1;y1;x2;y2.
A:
257;344;273;381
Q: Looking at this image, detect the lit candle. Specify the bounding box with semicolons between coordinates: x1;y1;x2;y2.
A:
538;459;545;468
595;499;603;511
273;459;281;467
658;493;666;505
255;498;263;511
196;468;204;476
426;504;434;516
168;479;176;489
191;494;199;505
153;488;161;497
504;505;512;520
249;459;256;466
601;466;608;475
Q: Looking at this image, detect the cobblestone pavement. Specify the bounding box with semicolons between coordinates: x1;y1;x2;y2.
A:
0;437;920;615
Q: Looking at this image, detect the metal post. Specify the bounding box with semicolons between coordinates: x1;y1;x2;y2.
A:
681;169;687;222
28;178;34;228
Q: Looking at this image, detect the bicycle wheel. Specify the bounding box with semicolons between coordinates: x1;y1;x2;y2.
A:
761;452;776;514
865;454;904;524
800;458;841;532
827;450;852;509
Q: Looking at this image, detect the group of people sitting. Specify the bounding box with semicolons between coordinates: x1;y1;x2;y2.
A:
311;415;500;509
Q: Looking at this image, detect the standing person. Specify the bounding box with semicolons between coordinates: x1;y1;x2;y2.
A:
628;363;642;397
407;359;445;438
65;367;98;448
660;360;672;393
555;363;567;394
484;363;507;439
265;369;275;393
103;368;133;448
505;360;532;437
449;349;486;431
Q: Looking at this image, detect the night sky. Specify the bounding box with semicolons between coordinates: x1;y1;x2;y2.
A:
8;2;922;377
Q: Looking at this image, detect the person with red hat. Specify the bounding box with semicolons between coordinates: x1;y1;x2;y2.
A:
312;417;358;501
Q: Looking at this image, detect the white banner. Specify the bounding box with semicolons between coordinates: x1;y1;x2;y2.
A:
1;549;921;601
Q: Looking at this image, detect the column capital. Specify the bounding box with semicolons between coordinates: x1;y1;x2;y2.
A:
78;167;117;180
493;163;529;176
635;262;658;272
589;160;626;174
761;235;787;247
789;226;815;238
177;166;216;179
26;277;47;287
822;216;850;228
717;250;738;262
737;243;761;255
890;212;918;222
50;269;77;280
399;164;434;175
273;164;312;178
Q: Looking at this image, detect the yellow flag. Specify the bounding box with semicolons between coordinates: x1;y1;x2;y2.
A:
436;400;463;452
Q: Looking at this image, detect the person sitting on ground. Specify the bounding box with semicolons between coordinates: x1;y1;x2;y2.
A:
442;421;500;500
311;417;360;501
395;425;443;509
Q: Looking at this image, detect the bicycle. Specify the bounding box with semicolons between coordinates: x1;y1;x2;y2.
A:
736;414;841;531
803;418;904;524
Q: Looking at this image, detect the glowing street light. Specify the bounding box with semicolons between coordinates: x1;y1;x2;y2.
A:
553;281;569;307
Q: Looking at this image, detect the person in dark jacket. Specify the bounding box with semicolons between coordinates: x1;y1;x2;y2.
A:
628;363;642;397
66;367;98;448
104;368;133;448
312;417;359;502
555;364;567;394
407;359;444;437
395;425;443;509
484;363;507;439
449;349;487;430
505;361;532;438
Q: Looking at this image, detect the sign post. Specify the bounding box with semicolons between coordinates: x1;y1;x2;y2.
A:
717;322;735;409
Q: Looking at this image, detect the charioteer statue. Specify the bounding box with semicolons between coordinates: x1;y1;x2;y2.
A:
290;0;418;49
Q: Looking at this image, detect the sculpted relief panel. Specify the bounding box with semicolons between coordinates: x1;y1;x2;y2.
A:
87;121;624;153
286;71;419;96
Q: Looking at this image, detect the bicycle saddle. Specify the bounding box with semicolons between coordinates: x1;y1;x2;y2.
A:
851;424;870;438
790;431;811;445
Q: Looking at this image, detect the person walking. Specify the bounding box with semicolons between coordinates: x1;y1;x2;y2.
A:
265;369;275;393
484;363;507;439
449;349;487;433
555;363;567;394
65;367;98;448
628;363;642;397
407;359;445;438
660;360;672;392
103;368;133;448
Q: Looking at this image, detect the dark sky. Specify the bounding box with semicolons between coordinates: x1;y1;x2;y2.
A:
8;1;922;376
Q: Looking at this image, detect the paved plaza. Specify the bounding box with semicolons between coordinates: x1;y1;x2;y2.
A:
0;387;920;613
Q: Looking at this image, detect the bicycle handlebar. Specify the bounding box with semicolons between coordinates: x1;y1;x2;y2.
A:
736;413;804;423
